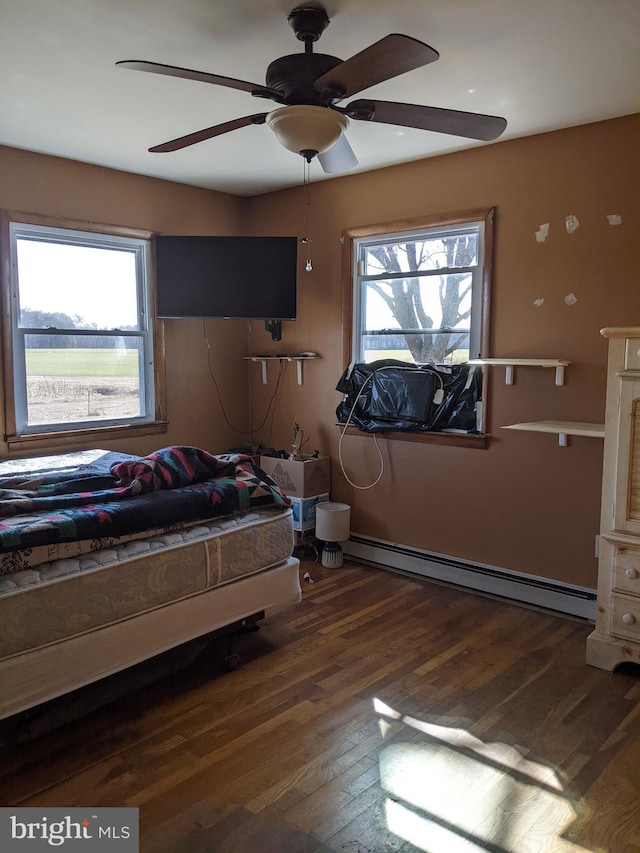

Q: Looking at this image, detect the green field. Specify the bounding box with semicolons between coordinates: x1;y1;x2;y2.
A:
26;348;138;377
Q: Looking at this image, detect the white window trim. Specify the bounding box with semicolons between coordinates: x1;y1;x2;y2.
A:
352;219;486;366
1;210;167;447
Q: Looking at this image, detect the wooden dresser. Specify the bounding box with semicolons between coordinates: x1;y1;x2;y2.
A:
587;327;640;670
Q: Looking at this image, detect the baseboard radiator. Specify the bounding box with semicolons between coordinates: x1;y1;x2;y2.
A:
344;535;596;621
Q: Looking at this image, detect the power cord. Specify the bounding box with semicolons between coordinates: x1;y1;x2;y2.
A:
338;372;384;490
263;359;286;445
202;320;285;438
338;364;445;490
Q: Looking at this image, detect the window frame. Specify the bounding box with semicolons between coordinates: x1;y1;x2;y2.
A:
340;208;494;446
1;210;167;450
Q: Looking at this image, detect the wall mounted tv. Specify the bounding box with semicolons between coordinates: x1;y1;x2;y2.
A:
155;235;297;320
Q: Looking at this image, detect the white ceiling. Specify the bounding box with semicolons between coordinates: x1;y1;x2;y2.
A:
2;0;639;197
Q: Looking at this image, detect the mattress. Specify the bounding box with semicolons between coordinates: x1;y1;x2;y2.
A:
0;447;292;563
0;507;294;661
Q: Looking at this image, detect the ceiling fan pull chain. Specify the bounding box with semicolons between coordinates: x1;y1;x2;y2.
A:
303;158;313;272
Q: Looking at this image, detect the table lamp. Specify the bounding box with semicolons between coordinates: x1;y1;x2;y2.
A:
315;502;351;568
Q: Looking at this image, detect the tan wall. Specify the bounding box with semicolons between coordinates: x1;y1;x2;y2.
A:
246;114;640;587
0;146;251;458
2;115;637;587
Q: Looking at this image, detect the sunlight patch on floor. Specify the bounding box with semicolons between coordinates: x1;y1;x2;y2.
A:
373;697;590;852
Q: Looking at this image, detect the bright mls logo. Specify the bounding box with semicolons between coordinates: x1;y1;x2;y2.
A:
0;808;139;851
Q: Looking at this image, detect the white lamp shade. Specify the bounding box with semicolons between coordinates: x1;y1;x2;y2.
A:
266;105;349;155
315;502;351;542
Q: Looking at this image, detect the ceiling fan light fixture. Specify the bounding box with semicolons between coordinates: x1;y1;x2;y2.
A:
266;105;348;157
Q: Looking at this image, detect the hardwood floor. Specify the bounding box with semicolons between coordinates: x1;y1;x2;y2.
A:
1;560;639;852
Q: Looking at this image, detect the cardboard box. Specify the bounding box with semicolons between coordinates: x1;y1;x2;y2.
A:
289;493;329;532
260;455;330;497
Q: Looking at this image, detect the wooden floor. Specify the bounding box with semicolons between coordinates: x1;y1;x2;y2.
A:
1;560;639;852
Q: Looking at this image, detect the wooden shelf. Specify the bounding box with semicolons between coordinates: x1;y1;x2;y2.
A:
468;358;570;386
244;355;319;385
502;420;605;447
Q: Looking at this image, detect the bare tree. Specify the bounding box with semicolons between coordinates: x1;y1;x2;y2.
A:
365;234;475;363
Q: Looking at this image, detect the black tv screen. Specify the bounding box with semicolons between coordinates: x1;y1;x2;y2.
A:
155;235;297;320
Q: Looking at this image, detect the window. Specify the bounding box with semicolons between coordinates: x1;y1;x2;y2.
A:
1;213;166;445
341;209;494;443
351;209;493;366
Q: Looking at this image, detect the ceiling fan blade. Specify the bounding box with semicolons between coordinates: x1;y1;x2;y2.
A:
116;60;280;100
149;114;267;153
344;99;507;141
318;134;359;174
314;34;439;100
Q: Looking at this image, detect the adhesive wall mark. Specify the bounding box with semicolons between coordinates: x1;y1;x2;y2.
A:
535;223;550;242
533;298;545;308
607;214;622;225
565;214;580;233
564;292;578;306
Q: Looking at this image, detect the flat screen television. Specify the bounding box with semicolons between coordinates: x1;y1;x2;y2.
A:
155;235;297;320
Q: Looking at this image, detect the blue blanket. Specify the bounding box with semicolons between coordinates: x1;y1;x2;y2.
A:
0;447;290;555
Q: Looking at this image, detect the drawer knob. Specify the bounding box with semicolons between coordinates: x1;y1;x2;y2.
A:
621;612;636;626
625;568;639;579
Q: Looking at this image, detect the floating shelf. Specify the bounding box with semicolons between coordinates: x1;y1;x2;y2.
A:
244;354;319;385
468;358;570;386
502;420;605;447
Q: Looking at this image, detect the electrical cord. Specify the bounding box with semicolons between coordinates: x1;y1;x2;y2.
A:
338;364;445;490
263;358;286;445
338;371;384;490
202;320;285;438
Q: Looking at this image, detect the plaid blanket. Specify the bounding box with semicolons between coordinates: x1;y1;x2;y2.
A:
0;447;290;556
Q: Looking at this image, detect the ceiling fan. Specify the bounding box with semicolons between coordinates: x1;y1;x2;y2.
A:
117;4;507;174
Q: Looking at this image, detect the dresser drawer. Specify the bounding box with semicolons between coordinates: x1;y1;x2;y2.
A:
612;545;640;595
611;594;640;641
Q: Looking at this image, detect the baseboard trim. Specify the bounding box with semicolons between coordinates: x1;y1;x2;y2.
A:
344;535;596;620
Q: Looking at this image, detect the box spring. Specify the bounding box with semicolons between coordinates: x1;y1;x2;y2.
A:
0;508;301;719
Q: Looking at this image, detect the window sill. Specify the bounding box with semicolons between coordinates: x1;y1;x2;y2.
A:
336;424;490;449
5;420;168;453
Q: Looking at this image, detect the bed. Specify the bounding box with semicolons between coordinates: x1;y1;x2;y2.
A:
0;446;301;721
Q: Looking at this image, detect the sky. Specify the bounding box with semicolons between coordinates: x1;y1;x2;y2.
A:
16;239;140;329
